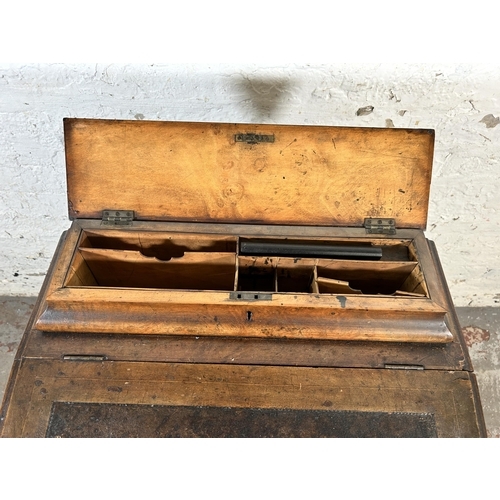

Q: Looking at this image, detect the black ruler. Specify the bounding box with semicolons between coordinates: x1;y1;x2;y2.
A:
240;241;382;260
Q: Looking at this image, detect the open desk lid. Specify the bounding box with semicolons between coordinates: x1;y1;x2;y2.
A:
64;118;434;229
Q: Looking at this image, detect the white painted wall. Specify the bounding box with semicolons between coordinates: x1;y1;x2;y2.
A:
1;63;499;306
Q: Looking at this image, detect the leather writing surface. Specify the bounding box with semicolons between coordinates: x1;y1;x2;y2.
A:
46;401;438;438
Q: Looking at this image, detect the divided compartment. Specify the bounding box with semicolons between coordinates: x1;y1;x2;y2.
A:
39;228;453;343
236;256;428;297
65;230;238;291
236;257;317;293
67;248;236;290
236;238;428;297
65;230;428;297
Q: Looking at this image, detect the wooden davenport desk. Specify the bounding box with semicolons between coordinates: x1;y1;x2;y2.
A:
0;119;486;438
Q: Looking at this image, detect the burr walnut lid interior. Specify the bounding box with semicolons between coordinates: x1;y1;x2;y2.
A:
64;118;434;228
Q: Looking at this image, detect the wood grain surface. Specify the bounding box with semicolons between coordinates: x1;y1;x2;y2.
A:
64;119;434;228
0;360;485;438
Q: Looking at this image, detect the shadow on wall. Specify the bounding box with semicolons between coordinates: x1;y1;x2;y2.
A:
229;73;296;121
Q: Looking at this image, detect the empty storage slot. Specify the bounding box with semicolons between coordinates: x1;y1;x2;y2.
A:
237;257;276;292
78;230;238;260
276;266;314;293
273;258;315;293
314;261;426;297
66;249;236;291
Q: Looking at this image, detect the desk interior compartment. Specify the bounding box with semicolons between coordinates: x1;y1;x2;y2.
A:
65;230;238;291
39;226;451;343
64;230;429;298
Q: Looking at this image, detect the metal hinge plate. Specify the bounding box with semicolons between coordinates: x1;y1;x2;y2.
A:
384;364;424;371
101;210;134;226
364;218;396;235
63;355;107;361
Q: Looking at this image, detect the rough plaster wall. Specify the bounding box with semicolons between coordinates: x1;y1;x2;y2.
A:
0;63;499;306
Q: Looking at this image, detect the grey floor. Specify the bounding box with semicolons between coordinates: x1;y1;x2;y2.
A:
1;296;499;437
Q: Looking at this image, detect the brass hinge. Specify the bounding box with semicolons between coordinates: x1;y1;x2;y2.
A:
63;355;107;361
101;210;134;226
364;218;396;235
384;364;424;371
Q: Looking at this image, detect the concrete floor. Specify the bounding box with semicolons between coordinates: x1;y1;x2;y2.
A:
1;295;499;437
